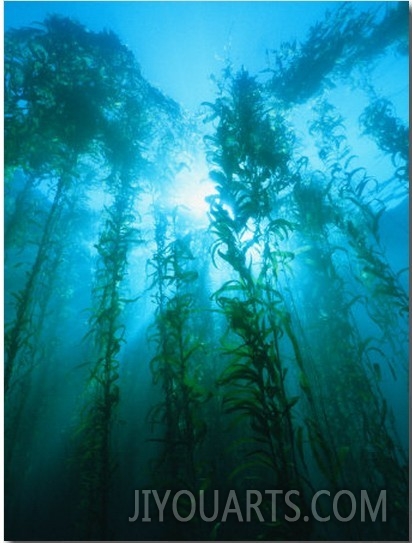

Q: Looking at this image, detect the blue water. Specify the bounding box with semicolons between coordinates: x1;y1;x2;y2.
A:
4;2;409;541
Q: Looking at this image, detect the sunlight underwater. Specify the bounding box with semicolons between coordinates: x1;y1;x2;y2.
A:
4;3;409;541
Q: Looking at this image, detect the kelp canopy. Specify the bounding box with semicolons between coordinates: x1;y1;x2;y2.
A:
4;4;408;541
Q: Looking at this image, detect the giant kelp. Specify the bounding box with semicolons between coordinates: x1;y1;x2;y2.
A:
267;2;408;104
201;10;408;534
147;207;212;538
204;69;315;539
4;15;186;540
4;5;408;542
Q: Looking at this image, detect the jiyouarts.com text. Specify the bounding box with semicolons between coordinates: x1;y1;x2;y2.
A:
128;489;386;523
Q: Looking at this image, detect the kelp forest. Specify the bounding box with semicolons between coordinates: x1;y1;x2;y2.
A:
4;3;409;541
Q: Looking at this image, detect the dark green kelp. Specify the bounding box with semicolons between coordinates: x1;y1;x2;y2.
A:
4;4;408;541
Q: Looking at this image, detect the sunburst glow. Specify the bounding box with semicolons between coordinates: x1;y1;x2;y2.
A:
169;161;215;222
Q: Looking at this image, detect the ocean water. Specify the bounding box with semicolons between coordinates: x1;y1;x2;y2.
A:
4;2;409;541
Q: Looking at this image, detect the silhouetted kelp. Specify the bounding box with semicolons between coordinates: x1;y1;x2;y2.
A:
267;2;408;104
4;5;408;541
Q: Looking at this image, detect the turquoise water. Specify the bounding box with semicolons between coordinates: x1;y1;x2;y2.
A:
4;2;409;541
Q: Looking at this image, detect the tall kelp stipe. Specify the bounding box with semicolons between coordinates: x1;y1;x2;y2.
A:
4;17;131;532
147;206;212;538
203;68;314;540
4;17;94;395
71;29;187;539
302;99;408;538
4;14;184;539
283;106;406;539
4;3;408;541
75;167;141;536
201;4;408;535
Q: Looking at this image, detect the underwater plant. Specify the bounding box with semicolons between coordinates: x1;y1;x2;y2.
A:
4;18;117;537
147;206;211;538
4;15;186;540
203;57;408;539
204;68;314;539
296;97;409;538
4;16;132;395
267;2;408;105
360;96;408;178
76;175;139;539
73;36;188;539
4;6;408;541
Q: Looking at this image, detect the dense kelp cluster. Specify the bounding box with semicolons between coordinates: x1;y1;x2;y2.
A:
4;4;408;541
